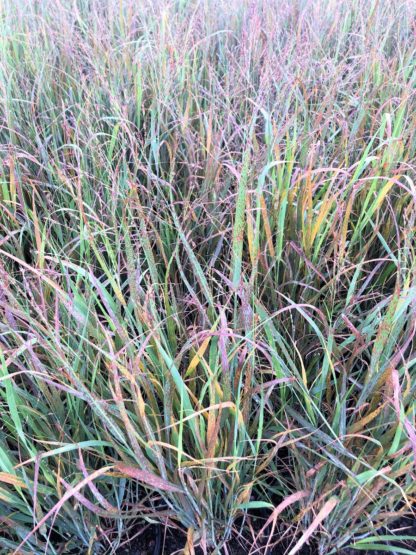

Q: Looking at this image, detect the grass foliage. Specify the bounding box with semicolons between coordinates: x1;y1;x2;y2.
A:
0;0;416;553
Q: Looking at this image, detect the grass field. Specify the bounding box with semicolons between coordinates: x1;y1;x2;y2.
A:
0;0;415;553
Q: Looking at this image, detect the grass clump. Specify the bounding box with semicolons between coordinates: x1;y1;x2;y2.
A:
0;0;415;553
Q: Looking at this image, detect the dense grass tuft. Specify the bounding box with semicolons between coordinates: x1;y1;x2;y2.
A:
1;1;415;553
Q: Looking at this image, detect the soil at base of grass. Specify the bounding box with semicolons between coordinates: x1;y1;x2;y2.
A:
115;524;308;555
116;517;416;555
